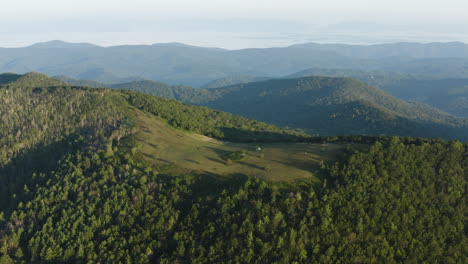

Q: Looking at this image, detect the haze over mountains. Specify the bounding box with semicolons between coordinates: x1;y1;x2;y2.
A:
2;40;468;86
2;0;468;262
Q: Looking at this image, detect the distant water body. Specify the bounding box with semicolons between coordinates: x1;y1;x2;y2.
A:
1;31;467;49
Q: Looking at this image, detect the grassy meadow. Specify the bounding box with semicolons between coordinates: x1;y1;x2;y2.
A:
135;110;345;182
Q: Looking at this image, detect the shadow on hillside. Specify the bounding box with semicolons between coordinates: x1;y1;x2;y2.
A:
205;156;225;165
272;158;320;174
0;73;22;85
218;127;305;143
0;126;107;215
203;146;230;156
238;161;263;170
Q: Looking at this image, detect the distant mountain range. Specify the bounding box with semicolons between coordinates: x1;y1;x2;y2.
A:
59;68;468;119
2;40;468;86
197;68;468;118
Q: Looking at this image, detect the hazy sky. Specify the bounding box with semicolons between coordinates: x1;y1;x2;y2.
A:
1;0;468;48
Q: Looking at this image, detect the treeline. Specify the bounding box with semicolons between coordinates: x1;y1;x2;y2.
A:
123;90;306;142
0;136;465;263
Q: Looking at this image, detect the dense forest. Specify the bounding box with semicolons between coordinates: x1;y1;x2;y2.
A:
285;69;468;118
0;73;466;263
0;133;465;263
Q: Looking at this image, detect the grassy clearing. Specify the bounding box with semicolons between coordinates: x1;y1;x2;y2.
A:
135;110;346;182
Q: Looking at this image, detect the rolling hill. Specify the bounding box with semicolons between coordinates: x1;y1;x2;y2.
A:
0;72;465;263
199;77;468;138
54;75;109;88
285;68;468;118
201;75;272;89
94;74;468;140
288;41;468;59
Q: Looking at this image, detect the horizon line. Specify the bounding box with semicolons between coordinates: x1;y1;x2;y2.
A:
1;39;467;51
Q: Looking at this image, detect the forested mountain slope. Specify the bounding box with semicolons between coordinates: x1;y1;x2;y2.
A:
53;75;108;88
70;74;468;140
201;75;271;89
198;77;468;139
285;68;468;118
114;81;216;103
197;68;468;119
0;73;466;263
0;73;126;165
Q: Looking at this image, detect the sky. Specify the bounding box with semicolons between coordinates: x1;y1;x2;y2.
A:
1;0;468;49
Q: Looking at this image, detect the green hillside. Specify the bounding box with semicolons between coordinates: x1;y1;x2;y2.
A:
285;69;468;118
201;69;468;119
426;93;468;117
54;75;108;88
198;77;468;140
0;73;126;165
122;89;305;142
0;73;465;263
113;80;217;103
80;74;468;140
201;75;271;89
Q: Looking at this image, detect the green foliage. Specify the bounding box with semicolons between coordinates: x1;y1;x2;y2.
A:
54;75;108;88
0;138;465;263
0;72;466;263
0;73;131;213
111;75;468;141
112;80;218;104
0;75;127;165
223;150;246;161
123;89;306;142
201;75;271;89
198;76;468;140
288;69;468;118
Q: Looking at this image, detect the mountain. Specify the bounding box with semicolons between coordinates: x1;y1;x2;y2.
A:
54;75;108;88
111;80;216;103
2;41;468;86
105;75;468;140
377;57;468;79
425;91;468;117
27;40;101;49
1;72;66;88
289;41;468;59
0;72;124;166
0;72;465;263
199;77;468;139
377;78;468;118
285;68;468;118
0;72;22;85
285;68;412;87
202;75;272;88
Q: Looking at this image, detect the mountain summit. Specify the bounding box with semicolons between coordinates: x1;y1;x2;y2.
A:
27;40;100;49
